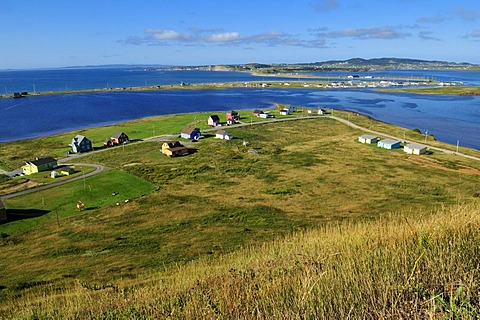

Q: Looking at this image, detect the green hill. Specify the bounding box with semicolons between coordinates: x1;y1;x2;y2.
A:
1;112;480;318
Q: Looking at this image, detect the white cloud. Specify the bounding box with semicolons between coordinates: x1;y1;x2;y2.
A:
207;32;240;42
122;28;330;49
313;0;339;13
450;6;480;21
418;31;441;41
316;26;411;40
145;29;193;41
416;15;447;24
462;30;480;40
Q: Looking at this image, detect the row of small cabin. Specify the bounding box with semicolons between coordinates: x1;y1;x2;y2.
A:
163;127;233;157
20;157;75;178
358;134;428;155
71;131;130;153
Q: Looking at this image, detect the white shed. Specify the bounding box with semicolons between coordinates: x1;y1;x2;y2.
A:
358;134;379;144
215;130;233;140
404;143;427;155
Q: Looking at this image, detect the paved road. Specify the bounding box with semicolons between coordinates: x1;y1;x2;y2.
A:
2;114;478;200
1;163;106;200
328;115;480;162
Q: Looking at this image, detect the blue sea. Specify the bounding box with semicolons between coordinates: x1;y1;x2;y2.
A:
0;67;479;150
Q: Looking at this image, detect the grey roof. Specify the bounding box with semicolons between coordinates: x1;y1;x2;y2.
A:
181;127;200;135
379;139;400;145
29;157;57;166
405;143;427;149
359;134;378;140
209;115;220;121
112;131;127;139
73;135;89;143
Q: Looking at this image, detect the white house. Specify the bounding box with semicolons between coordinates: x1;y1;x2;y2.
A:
404;143;427;155
280;109;289;116
287;105;297;112
358;134;379;144
317;108;327;115
215;130;233;140
259;112;270;119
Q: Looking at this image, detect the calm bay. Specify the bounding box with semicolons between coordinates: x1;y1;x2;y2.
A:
0;68;479;150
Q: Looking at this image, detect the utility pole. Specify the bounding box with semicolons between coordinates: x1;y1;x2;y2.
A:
424;130;428;143
456;140;459;153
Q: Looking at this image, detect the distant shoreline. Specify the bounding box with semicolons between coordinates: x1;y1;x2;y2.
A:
3;77;475;100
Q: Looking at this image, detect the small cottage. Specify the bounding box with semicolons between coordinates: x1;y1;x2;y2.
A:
358;134;379;144
180;127;201;140
22;157;57;175
259;112;270;119
227;118;236;125
404;143;427;155
60;167;75;176
71;135;93;153
111;131;129;145
318;108;327;115
161;141;189;157
50;170;60;179
280;109;289;116
207;115;221;127
0;198;6;222
377;139;401;149
226;110;240;121
215;130;233;140
253;110;264;117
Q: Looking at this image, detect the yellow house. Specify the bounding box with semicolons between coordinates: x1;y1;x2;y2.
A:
161;141;189;157
22;157;57;175
60;167;75;176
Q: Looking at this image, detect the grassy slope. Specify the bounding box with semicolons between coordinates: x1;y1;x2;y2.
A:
2;203;479;319
0;116;480;316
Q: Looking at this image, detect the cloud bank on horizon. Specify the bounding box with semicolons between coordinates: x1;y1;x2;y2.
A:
1;0;479;68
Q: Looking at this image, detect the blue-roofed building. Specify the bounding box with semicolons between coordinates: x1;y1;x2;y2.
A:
377;139;401;149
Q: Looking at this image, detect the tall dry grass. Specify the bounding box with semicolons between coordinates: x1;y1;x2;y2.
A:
2;202;479;319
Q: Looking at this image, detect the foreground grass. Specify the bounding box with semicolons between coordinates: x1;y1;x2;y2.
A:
2;202;479;318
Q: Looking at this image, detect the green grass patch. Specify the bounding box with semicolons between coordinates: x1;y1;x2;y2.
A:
1;170;156;235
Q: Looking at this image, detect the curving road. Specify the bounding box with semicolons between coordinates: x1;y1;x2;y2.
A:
1;163;106;200
2;113;479;201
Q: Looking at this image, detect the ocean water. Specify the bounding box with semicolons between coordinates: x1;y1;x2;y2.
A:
0;68;479;149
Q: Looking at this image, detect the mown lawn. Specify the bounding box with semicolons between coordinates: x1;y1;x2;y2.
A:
1;170;156;236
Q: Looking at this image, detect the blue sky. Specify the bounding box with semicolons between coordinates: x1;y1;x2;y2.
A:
1;0;479;69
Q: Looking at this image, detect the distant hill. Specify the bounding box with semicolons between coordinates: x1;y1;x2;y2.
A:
204;58;478;73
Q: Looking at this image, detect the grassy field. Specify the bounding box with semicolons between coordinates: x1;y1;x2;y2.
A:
0;170;156;236
1;202;479;318
1;115;480;316
380;85;480;95
0;109;298;171
0;164;96;196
